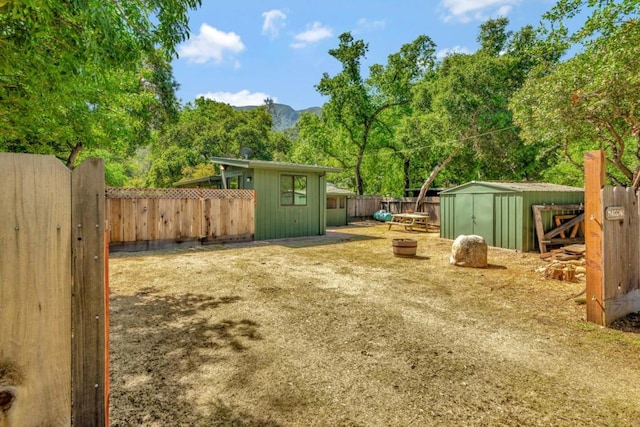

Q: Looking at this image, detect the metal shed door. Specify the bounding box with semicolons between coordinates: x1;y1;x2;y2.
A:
454;193;494;245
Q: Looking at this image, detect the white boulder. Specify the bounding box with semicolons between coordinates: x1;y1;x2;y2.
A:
450;235;488;268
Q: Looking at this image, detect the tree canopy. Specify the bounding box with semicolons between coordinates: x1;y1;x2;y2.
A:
4;0;640;192
512;1;640;185
147;98;275;187
313;32;436;195
0;0;200;169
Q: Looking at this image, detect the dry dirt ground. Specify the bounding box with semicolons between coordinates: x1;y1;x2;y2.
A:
108;222;640;426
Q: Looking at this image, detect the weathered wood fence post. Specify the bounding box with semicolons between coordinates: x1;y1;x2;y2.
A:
584;150;605;324
0;153;107;426
71;158;107;426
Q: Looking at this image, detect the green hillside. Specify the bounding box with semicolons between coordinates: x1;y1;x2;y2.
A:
235;103;321;130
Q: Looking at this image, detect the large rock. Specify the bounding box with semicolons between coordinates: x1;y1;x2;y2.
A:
450;235;488;268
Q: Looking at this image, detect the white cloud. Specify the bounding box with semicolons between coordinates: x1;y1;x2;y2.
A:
196;90;277;107
436;45;471;59
178;23;245;64
355;18;386;33
262;9;287;38
290;22;333;48
439;0;520;23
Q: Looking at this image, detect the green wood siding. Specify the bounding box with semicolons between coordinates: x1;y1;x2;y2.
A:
326;196;348;226
254;168;326;240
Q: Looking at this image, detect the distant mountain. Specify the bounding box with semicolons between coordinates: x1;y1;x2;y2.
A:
235;103;321;130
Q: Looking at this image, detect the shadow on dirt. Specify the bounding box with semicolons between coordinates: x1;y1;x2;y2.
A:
109;287;277;426
610;311;640;334
272;231;382;249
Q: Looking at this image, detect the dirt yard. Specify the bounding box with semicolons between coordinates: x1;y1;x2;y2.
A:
108;222;640;426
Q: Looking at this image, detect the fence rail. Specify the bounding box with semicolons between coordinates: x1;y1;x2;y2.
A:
106;187;255;251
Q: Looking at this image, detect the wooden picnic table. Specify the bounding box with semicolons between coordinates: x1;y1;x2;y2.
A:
386;213;429;232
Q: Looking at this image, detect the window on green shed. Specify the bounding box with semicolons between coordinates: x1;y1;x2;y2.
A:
327;197;337;209
281;175;307;206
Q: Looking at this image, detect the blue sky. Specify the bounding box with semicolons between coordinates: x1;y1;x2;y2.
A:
172;0;558;110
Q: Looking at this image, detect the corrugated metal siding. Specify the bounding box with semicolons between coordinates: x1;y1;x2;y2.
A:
493;194;521;250
440;182;584;252
254;168;325;240
440;194;456;240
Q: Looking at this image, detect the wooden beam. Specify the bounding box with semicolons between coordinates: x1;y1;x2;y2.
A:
584;151;605;325
532;205;546;253
72;158;107;426
543;213;585;240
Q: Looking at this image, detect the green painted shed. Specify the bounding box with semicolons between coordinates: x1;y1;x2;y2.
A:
175;157;341;240
326;182;355;226
440;181;584;252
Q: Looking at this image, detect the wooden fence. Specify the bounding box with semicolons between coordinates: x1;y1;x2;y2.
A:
348;196;441;225
0;153;107;426
584;151;640;325
348;195;381;218
106;187;256;251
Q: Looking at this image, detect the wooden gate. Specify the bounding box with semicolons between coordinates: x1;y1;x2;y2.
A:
0;153;106;426
584;151;640;325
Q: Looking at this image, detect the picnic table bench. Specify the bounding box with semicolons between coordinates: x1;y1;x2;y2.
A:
386;213;429;232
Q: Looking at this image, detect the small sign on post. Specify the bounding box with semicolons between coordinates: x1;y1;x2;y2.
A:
605;206;625;221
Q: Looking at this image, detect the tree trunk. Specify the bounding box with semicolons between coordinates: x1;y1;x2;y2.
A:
403;158;411;195
355;149;365;195
413;151;457;212
66;142;83;169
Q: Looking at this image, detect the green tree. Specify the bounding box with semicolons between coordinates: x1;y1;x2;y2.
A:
410;19;551;209
148;99;274;187
512;17;640;185
315;32;436;195
0;0;200;169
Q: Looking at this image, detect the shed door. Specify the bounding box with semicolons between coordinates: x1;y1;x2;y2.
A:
454;193;494;245
473;194;494;246
454;194;474;236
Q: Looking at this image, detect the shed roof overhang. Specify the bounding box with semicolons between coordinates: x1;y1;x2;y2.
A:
210;157;342;174
173;170;249;187
326;182;356;196
439;180;584;194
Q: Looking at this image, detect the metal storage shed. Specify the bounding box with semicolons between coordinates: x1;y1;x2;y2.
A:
440;181;584;252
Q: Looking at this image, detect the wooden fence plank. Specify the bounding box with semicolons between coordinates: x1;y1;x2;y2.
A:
158;198;171;240
602;186;640;323
147;198;158;241
584;151;605;325
135;198;149;242
218;198;229;238
122;199;136;242
71;158;106;426
0;153;72;425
